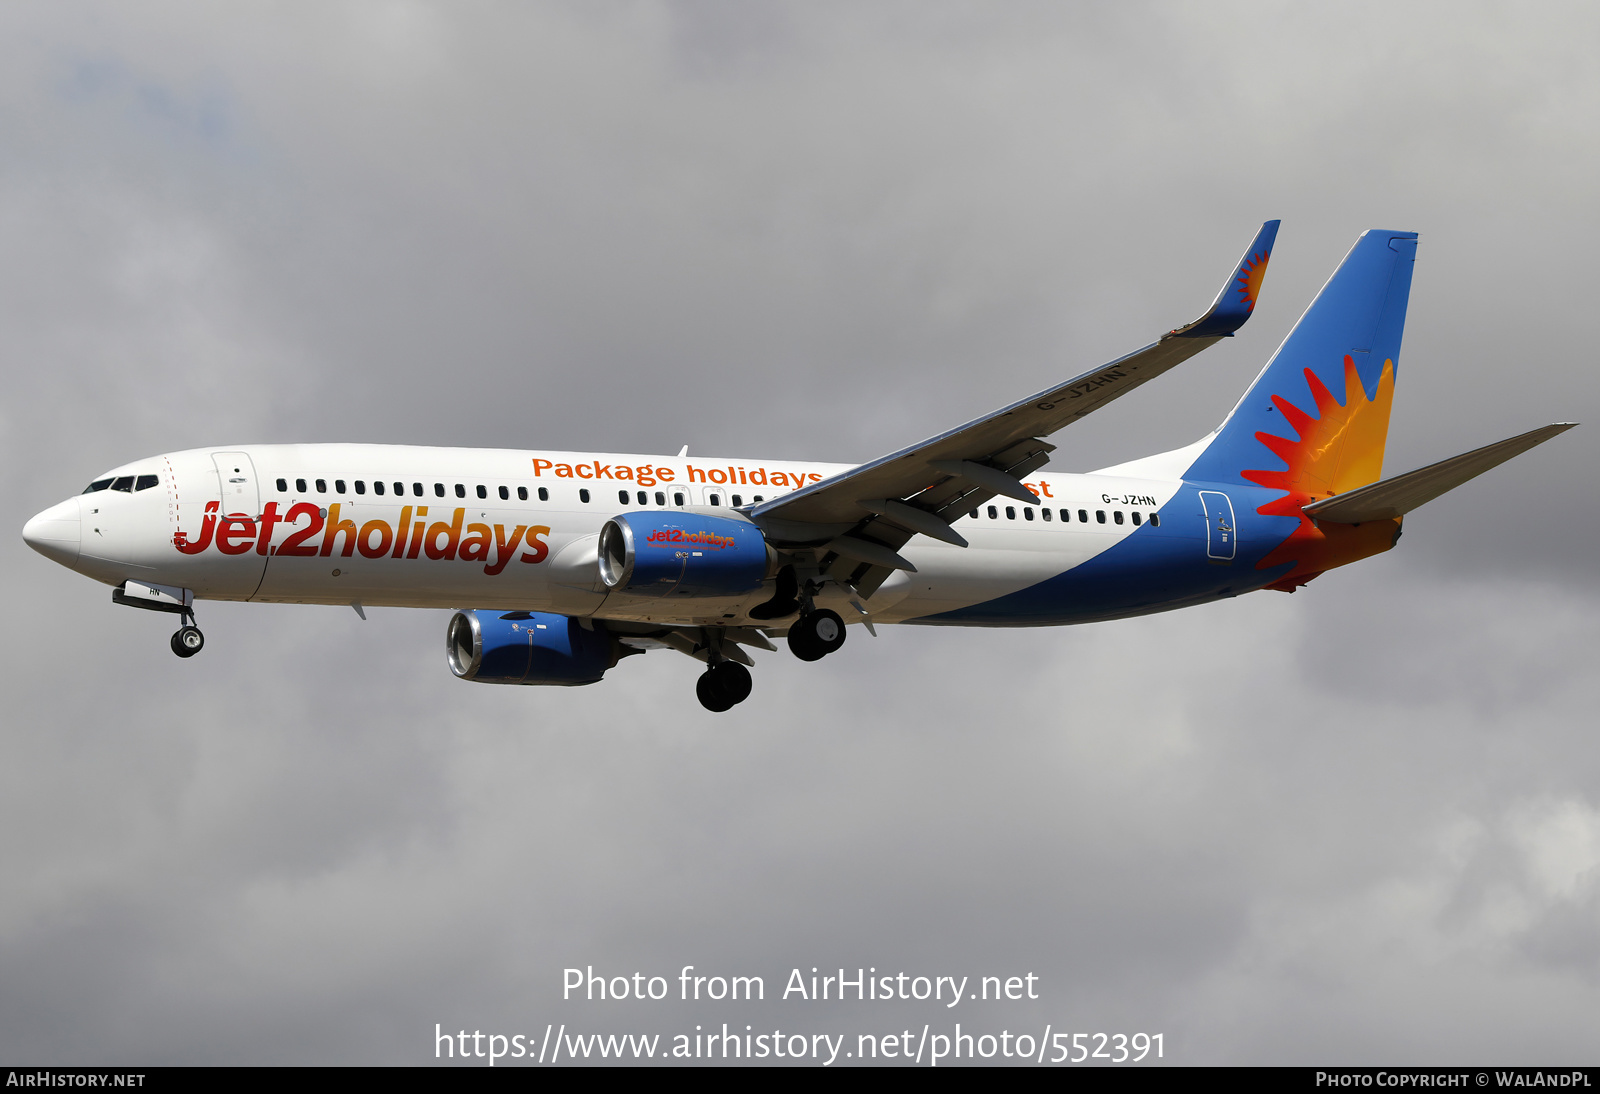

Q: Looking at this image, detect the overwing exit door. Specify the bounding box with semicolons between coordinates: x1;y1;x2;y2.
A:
1198;490;1236;562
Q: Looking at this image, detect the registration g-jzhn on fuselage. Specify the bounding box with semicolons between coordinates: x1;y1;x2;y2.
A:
22;223;1575;711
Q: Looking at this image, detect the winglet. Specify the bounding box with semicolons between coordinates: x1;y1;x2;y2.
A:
1168;220;1280;339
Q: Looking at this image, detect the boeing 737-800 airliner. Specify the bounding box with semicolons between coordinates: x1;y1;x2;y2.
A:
22;223;1575;710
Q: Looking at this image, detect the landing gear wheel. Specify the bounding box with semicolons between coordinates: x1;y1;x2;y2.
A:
696;660;752;713
787;609;846;662
709;660;752;705
810;609;846;655
171;625;204;658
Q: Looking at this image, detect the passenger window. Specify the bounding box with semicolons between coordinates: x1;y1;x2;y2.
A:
316;479;327;493
1114;511;1124;525
655;491;665;505
579;489;591;503
477;485;487;499
275;478;288;492
637;491;647;505
83;478;114;494
987;506;997;519
111;476;134;492
1041;508;1052;521
1078;509;1089;523
709;493;722;506
970;510;979;520
1024;507;1034;521
296;478;307;493
673;492;685;506
1059;509;1070;522
395;483;405;495
1131;511;1141;526
618;490;630;504
732;494;743;506
434;483;445;497
335;480;346;494
1096;510;1106;524
373;481;385;496
518;487;529;501
536;487;546;501
454;484;465;498
412;483;423;496
1150;513;1161;527
1005;506;1015;520
498;486;508;500
355;480;366;495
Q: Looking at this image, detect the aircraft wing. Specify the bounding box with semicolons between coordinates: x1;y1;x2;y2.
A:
746;221;1279;586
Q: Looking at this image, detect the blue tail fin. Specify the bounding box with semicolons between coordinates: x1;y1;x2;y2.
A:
1184;230;1418;492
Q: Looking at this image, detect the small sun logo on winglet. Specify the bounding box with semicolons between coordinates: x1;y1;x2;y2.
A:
1235;251;1269;313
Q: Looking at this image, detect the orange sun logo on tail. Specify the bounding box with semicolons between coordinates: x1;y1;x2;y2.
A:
1243;355;1399;590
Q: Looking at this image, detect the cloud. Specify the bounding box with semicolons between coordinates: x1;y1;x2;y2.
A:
2;0;1595;1065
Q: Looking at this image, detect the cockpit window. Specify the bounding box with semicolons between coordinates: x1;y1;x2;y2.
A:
135;474;159;491
83;478;113;494
111;476;135;492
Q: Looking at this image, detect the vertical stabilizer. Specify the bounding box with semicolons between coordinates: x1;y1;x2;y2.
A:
1185;230;1417;494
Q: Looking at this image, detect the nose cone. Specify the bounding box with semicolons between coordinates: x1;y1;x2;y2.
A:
23;498;81;566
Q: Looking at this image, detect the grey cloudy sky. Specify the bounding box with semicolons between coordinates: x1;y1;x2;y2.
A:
3;0;1597;1066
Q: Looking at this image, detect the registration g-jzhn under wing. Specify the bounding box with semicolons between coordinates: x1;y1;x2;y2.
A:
23;224;1576;710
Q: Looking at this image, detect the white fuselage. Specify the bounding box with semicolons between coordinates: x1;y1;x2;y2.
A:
33;444;1187;627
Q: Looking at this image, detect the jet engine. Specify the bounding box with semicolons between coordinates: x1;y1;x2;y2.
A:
597;512;771;598
446;610;618;685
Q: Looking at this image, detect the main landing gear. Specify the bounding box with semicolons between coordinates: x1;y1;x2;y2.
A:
696;660;752;713
786;608;846;663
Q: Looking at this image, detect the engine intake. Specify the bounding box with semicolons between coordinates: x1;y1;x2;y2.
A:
597;512;770;598
446;610;616;686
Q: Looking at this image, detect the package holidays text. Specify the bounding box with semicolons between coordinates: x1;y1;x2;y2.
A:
531;459;824;490
564;966;1040;1009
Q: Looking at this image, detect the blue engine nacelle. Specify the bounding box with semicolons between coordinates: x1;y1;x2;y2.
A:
446;610;617;686
597;512;771;598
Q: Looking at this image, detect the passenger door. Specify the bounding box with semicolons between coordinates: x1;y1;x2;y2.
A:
1198;490;1237;562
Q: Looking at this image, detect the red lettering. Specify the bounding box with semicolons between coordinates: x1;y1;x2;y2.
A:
174;501;218;555
709;468;727;484
357;519;393;558
319;503;357;557
749;468;767;486
687;465;707;483
532;458;553;476
484;524;527;575
459;523;492;562
391;506;412;558
276;503;323;556
216;515;258;555
255;502;281;555
424;508;465;560
592;462;612;479
656;467;675;483
555;463;574;478
519;525;551;564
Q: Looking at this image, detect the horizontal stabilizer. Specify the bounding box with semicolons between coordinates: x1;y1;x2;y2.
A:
1304;423;1577;524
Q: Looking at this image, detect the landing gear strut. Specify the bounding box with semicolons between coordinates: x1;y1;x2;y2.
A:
696;660;752;713
786;608;846;662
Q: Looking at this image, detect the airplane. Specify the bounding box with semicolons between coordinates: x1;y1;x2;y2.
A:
22;222;1576;712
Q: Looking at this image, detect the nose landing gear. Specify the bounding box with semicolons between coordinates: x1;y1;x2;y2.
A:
170;623;205;658
786;608;846;662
